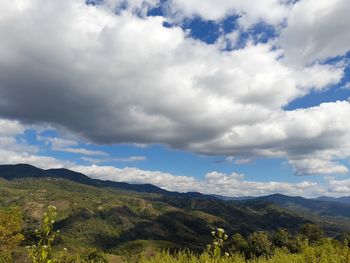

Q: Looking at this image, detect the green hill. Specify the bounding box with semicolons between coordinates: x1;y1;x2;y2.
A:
1;164;350;257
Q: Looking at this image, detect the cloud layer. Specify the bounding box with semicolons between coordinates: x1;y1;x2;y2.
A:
280;0;350;65
0;0;349;177
0;118;348;197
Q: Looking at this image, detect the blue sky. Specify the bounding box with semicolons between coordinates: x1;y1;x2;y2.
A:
1;0;350;197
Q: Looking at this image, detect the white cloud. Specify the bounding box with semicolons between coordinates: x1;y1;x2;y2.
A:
280;0;350;65
39;136;78;148
326;178;350;195
166;0;290;27
38;136;109;156
342;82;350;89
103;0;159;15
81;155;146;164
0;117;348;197
289;157;348;176
0;0;348;177
54;147;108;156
71;164;199;191
190;101;350;175
0;119;25;136
70;164;333;197
0;119;68;169
0;149;67;169
234;158;252;165
114;156;147;162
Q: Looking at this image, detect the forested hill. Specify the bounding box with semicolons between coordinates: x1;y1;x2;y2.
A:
1;164;350;259
2;164;350;221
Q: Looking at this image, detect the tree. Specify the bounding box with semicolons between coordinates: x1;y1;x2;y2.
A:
300;223;324;245
272;228;302;253
272;228;289;248
229;233;249;256
248;231;273;258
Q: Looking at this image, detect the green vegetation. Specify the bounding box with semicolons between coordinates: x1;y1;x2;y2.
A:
0;206;24;262
141;228;350;263
3;205;350;262
1;171;350;262
27;205;68;263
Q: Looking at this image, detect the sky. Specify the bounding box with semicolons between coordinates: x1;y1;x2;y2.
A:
1;0;350;197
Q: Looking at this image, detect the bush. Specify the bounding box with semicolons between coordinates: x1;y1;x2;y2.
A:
0;207;24;262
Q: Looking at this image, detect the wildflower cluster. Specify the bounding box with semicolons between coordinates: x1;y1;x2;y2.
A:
27;205;67;263
207;227;229;257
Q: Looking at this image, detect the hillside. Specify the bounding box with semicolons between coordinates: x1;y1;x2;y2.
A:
314;196;350;205
0;176;311;251
0;164;215;199
248;193;350;219
1;164;350;257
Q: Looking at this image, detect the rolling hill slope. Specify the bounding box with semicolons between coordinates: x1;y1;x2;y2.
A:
248;193;350;218
1;163;350;255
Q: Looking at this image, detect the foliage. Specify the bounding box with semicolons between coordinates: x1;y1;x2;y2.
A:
141;236;350;263
229;233;249;256
79;248;108;263
141;226;350;263
247;231;273;258
300;223;324;245
2;177;350;262
0;206;24;262
272;228;302;253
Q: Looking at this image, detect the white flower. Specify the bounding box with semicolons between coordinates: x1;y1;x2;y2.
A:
217;228;225;234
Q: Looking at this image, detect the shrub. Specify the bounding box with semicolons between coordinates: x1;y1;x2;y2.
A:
0;207;24;262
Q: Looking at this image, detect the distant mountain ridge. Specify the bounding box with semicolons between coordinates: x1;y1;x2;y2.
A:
313;196;350;205
211;194;255;201
0;164;216;199
245;193;350;219
2;164;350;220
2;163;350;243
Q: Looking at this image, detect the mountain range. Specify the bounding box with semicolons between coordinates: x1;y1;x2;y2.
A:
2;163;350;204
0;164;216;199
1;163;350;254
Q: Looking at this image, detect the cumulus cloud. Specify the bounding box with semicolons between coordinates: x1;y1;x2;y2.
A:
0;119;67;169
280;0;350;65
0;119;25;136
166;0;290;27
0;119;347;197
190;101;350;175
0;0;349;176
71;164;199;191
0;150;67;169
327;178;350;195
